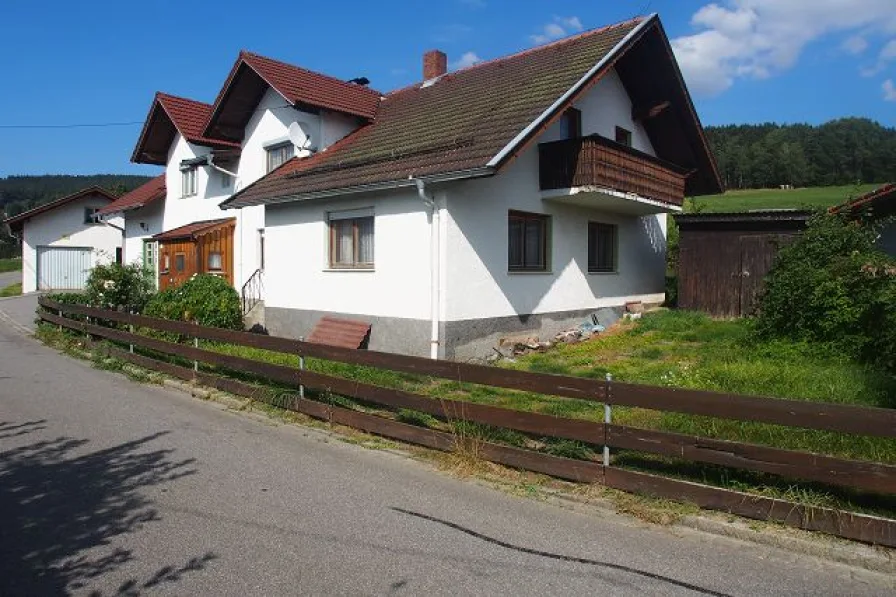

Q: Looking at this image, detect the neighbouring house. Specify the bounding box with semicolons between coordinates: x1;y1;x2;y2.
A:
3;187;122;292
97;55;380;313
674;211;811;318
218;14;721;358
834;183;896;257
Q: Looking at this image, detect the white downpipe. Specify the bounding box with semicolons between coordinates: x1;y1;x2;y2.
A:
412;177;440;360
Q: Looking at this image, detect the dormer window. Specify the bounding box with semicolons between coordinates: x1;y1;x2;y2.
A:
181;166;198;198
266;142;294;173
560;108;582;139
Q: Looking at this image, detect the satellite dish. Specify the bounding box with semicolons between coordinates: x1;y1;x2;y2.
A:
288;121;316;153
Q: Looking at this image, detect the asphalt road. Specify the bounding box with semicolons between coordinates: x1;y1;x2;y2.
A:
0;269;19;289
0;323;892;596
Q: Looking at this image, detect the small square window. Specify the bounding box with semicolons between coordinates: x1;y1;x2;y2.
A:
174;253;186;272
207;251;223;271
182;167;198;198
561;108;582;139
588;222;618;273
266;143;294;173
508;210;550;272
328;213;374;268
615;126;632;147
83;207;100;225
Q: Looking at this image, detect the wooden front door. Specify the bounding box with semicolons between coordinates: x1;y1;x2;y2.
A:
158;240;199;291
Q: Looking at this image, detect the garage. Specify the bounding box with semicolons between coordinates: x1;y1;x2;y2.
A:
36;246;92;290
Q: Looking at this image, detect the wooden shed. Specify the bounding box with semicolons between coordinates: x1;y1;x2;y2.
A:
674;211;811;317
152;218;235;291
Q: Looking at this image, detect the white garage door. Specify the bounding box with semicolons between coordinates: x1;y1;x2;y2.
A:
36;246;92;290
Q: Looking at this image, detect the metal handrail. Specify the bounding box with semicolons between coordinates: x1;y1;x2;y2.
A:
241;268;264;315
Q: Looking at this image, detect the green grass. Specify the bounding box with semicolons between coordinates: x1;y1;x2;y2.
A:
0;258;22;273
689;183;881;213
0;282;21;297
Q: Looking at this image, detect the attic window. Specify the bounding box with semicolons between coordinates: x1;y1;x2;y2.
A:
561;108;582;139
83;207;100;225
181;166;198;198
615;126;632;147
266;142;294;173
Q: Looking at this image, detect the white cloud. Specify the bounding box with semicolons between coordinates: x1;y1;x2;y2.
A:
452;51;482;70
530;15;584;45
842;35;869;55
881;39;896;61
671;1;896;97
884;79;896;101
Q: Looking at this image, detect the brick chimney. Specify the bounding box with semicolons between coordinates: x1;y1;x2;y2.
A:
423;50;447;80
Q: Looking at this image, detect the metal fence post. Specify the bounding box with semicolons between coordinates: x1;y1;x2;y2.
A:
604;373;612;468
193;337;199;373
298;336;305;399
128;309;134;354
57;306;63;332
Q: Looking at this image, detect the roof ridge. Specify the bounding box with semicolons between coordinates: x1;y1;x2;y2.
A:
385;15;647;98
240;50;384;98
155;91;213;108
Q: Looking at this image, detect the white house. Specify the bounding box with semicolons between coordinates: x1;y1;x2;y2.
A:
98;53;380;306
221;14;722;359
4;187;123;293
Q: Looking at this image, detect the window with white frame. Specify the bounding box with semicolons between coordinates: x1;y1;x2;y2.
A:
328;209;374;269
83;207;100;225
181;166;198;197
266;142;294;173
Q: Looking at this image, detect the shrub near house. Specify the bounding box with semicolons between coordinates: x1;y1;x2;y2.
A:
755;212;896;373
144;274;242;329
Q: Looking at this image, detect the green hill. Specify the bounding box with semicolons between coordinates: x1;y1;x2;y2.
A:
690;183;883;213
0;174;153;217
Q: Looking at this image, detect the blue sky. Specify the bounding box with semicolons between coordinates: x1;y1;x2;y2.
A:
1;0;894;177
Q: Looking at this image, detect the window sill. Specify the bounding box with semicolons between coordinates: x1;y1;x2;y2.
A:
588;271;619;275
322;267;375;273
508;270;553;275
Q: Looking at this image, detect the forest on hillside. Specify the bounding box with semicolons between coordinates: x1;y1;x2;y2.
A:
705;118;896;190
0;174;152;217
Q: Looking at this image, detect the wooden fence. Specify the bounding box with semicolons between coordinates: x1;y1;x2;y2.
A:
37;297;896;547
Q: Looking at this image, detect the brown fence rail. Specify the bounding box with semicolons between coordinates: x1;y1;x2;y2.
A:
38;297;896;547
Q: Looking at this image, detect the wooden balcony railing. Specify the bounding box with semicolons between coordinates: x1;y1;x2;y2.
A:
538;135;689;206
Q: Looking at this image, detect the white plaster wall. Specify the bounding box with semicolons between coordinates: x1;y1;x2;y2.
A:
443;144;667;322
122;201;164;267
21;195;122;293
264;190;432;320
540;67;655;156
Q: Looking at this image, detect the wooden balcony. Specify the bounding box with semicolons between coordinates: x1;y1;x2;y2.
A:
538;135;688;206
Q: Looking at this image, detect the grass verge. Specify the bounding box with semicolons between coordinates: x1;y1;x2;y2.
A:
0;258;21;273
0;282;22;297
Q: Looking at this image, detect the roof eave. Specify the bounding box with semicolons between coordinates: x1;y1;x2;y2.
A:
221;166;496;209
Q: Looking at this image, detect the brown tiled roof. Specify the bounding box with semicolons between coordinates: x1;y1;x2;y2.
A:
132;93;239;164
156;93;240;148
833;183;896;218
152;218;235;242
222;17;651;209
4;186;117;231
96;175;166;216
202;51;382;141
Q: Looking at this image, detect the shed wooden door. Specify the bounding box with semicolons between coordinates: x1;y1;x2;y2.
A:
158;241;198;291
738;234;791;316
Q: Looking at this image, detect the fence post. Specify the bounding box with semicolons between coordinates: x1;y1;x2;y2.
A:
298;336;305;400
193;337;199;374
57;305;63;332
128;308;134;354
604;373;612;468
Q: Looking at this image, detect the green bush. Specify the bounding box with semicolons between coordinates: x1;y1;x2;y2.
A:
84;262;155;311
754;211;896;372
45;292;90;305
144;274;242;330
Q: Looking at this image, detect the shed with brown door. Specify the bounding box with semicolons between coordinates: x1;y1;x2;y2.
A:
674;211;811;317
152;218;235;290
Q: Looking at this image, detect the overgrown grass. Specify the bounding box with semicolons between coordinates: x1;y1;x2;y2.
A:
690;183;880;213
0;282;21;297
0;257;21;273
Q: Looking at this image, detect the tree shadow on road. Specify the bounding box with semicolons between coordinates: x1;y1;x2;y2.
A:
0;424;214;595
